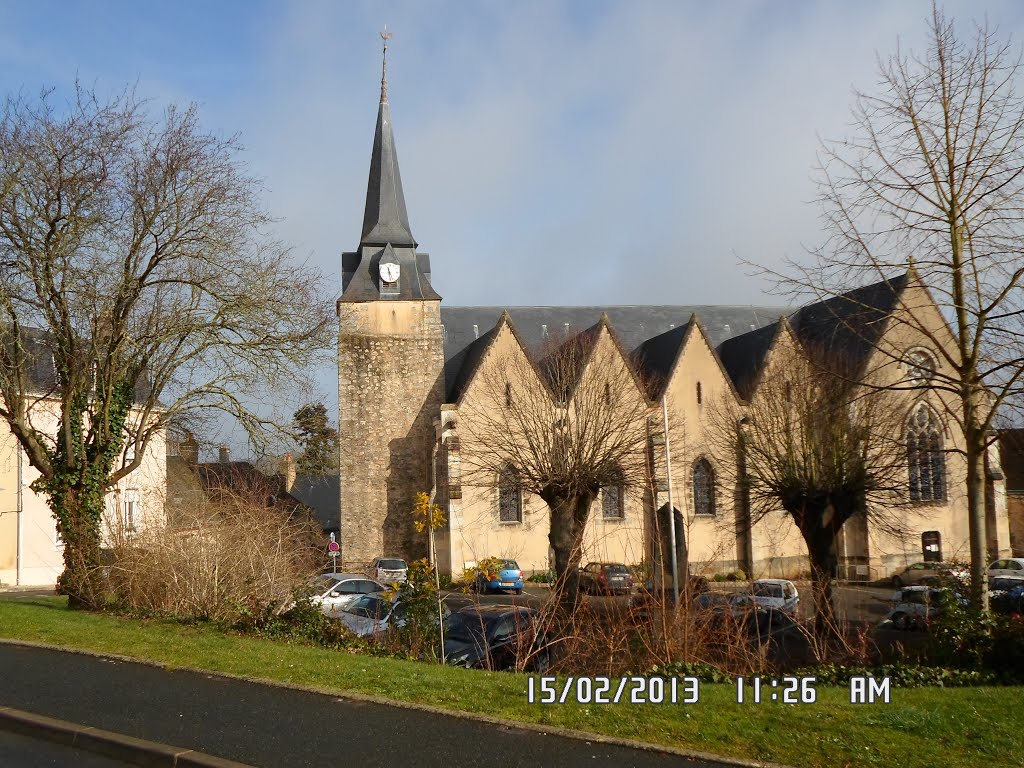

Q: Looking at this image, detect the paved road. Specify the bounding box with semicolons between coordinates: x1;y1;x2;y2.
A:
0;729;133;767
0;644;731;768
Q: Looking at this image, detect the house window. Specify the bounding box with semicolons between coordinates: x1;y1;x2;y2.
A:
696;381;702;405
907;404;946;502
692;458;716;516
498;465;522;523
602;472;625;519
123;489;140;532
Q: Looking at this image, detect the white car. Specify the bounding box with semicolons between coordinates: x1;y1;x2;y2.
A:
338;593;451;638
307;573;387;618
366;557;409;584
742;579;800;616
988;558;1024;578
887;586;967;630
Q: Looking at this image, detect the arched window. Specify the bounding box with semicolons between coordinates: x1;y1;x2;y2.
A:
692;458;715;516
907;404;946;502
904;348;937;385
602;467;625;519
498;465;522;523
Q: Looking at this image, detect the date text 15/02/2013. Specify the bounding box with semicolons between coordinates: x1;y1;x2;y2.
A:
527;676;893;705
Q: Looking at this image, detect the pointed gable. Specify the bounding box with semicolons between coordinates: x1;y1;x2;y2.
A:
717;319;785;400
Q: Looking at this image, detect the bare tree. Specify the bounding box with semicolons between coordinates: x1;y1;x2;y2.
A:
709;339;910;646
0;85;333;607
775;4;1024;609
460;319;651;602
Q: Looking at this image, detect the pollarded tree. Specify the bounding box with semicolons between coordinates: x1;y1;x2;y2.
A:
460;317;652;602
780;3;1024;608
0;85;333;608
710;336;910;646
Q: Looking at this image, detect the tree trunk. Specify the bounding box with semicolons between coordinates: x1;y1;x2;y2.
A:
965;433;989;611
544;491;594;607
795;503;842;653
54;487;105;610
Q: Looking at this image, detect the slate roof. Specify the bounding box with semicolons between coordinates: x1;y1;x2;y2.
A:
789;273;909;375
716;320;786;400
440;305;785;402
196;462;308;513
360;97;415;248
290;475;341;534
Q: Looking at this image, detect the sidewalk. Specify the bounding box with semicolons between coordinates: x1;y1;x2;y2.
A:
0;642;746;768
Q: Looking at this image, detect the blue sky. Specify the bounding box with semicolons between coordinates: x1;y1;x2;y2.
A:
3;1;1023;447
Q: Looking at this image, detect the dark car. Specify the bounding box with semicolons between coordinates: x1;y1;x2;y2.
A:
442;605;553;672
990;576;1024;615
579;562;633;595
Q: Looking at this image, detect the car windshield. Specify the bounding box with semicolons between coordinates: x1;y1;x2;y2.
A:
312;576;340;595
379;559;406;570
992;577;1024;591
344;595;389;618
444;612;487;643
499;560;520;571
753;584;784;599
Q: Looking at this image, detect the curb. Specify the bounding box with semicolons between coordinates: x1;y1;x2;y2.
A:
0;638;795;768
0;704;254;767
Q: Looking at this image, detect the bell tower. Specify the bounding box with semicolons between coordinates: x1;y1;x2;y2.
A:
337;31;444;567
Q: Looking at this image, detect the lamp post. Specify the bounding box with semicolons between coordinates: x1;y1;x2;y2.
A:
662;395;679;608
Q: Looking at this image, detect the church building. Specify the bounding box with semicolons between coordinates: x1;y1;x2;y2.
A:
337;52;1013;582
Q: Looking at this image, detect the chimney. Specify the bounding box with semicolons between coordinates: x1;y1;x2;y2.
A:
280;452;296;493
182;432;199;467
218;445;230;464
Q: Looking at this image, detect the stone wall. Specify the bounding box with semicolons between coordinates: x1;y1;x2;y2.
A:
338;300;444;569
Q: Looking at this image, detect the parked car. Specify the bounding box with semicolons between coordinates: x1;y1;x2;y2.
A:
443;605;553;672
891;561;967;588
988;558;1024;578
887;585;967;630
338;593;451;637
744;579;800;616
307;573;387;618
579;562;633;595
471;559;524;594
990;576;1024;616
366;557;409;584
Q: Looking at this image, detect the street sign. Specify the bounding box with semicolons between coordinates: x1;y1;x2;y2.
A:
328;540;340;553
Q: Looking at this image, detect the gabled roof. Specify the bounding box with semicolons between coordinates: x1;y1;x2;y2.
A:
290;474;341;533
789;273;909;376
716;319;786;400
446;320;501;403
196;461;307;513
633;318;695;398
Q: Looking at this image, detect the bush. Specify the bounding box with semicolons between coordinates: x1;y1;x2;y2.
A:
794;662;996;687
646;660;733;684
106;482;324;623
528;571;553;584
926;604;1024;684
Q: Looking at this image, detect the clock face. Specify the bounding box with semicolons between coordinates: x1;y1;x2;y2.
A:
379;261;400;284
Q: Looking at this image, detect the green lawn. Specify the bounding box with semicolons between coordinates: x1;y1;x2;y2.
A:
0;596;1020;768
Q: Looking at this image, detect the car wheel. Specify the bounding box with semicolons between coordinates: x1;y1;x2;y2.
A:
892;575;903;588
533;649;552;674
891;612;910;630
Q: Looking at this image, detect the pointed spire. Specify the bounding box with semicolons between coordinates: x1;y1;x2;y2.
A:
360;28;416;248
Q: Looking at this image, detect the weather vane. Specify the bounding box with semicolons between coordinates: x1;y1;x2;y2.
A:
380;26;392;103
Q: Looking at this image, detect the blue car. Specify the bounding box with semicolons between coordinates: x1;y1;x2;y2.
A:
474;559;524;595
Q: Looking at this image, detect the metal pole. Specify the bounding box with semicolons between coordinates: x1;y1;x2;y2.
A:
16;447;23;586
429;440;445;661
662;395;679;608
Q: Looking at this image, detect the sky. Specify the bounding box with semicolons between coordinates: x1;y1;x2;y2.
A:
2;0;1023;449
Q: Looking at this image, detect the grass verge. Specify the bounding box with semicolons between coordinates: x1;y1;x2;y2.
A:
0;596;1020;768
